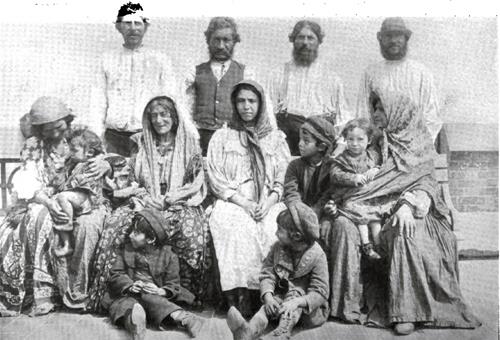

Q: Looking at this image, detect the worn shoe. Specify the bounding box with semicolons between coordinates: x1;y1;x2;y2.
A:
362;243;382;260
394;322;415;335
124;303;146;340
227;306;268;340
177;311;206;338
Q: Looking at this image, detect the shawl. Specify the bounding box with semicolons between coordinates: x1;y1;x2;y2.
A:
228;80;273;203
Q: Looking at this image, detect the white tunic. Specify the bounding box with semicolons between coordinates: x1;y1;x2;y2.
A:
356;58;443;141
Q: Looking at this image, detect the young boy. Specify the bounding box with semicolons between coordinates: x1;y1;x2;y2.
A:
226;202;329;340
101;209;206;340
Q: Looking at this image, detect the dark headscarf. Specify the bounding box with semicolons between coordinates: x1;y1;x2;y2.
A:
229;80;273;202
277;202;320;244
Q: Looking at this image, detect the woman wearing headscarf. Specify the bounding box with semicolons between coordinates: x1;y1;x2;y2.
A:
88;95;213;312
207;80;291;317
0;97;109;316
325;91;480;335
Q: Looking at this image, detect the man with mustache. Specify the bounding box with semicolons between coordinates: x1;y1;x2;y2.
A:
185;17;260;155
356;17;442;142
268;20;352;155
90;2;179;156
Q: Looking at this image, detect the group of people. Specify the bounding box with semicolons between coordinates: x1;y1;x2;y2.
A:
0;2;481;340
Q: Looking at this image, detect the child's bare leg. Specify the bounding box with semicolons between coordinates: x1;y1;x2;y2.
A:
54;191;88;257
359;223;381;260
369;221;382;246
358;224;370;245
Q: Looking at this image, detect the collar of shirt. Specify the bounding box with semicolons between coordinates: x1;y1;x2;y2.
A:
210;59;232;81
121;44;145;54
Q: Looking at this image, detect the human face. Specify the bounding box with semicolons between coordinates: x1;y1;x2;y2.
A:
150;104;174;136
235;89;260;123
276;224;294;247
208;27;236;62
293;26;319;66
116;13;148;50
40;119;68;142
129;228;152;249
298;129;321;158
345;127;369;156
372;101;389;129
378;31;408;60
69;140;91;162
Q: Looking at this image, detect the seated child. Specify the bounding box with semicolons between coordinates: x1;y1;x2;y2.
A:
53;128;106;257
104;155;147;211
227;202;329;340
328;118;383;259
101;209;206;340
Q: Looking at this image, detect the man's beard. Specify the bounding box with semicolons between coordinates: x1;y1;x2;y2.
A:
380;41;408;61
209;45;234;62
293;46;318;66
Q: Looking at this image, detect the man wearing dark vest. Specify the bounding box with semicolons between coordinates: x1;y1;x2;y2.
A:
185;17;257;155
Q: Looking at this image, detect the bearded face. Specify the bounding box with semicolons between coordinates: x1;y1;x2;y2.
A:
378;31;408;61
292;26;320;66
208;27;236;62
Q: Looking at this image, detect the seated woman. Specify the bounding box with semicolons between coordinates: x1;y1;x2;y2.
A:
0;97;109;316
88;95;213;312
207;80;291;317
325;92;481;334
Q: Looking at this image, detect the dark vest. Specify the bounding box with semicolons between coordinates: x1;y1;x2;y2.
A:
194;60;245;130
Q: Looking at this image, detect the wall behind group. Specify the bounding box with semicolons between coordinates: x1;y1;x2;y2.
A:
0;17;497;157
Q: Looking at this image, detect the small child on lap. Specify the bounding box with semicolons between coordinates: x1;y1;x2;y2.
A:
101;209;206;340
227;202;329;340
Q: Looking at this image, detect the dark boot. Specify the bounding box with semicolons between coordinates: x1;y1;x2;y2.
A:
261;309;301;340
123;303;146;340
174;311;207;338
227;306;268;340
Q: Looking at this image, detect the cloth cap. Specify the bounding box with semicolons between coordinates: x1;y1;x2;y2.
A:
29;96;74;126
301;115;337;149
134;209;167;243
277;202;320;243
379;17;412;36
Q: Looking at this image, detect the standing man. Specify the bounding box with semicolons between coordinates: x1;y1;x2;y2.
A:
185;17;256;155
268;20;352;155
356;17;442;142
90;2;178;156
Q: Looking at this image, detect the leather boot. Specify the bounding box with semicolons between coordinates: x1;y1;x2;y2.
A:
124;303;146;340
227;306;269;340
174;311;207;338
261;309;300;340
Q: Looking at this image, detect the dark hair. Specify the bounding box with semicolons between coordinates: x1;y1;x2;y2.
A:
299;126;329;155
144;96;179;134
131;214;157;245
231;83;262;117
204;17;241;44
276;210;314;246
107;155;128;171
341;118;375;140
68;127;104;157
32;115;74;139
116;2;147;23
289;20;325;44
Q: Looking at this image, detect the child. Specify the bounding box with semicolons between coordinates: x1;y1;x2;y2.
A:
104;155;146;211
53;128;106;257
329;118;382;259
226;202;329;340
101;209;206;340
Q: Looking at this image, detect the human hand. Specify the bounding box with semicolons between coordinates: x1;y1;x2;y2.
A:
391;204;416;239
242;200;259;219
278;297;302;318
141;282;165;296
263;293;280;317
87;156;112;179
143;196;164;211
47;200;70;224
323;200;337;216
129;280;144;294
364;168;380;182
354;174;367;186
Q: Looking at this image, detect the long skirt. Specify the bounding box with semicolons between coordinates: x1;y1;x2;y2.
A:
209;200;285;292
0;203;105;316
326;213;481;328
88;204;213;313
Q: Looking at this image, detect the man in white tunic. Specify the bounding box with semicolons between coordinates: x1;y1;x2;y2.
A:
90;2;178;156
356;17;443;142
268;20;352;155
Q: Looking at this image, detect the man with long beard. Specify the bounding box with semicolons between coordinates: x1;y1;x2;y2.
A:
356;17;442;142
268;20;352;155
90;2;179;156
185;17;260;155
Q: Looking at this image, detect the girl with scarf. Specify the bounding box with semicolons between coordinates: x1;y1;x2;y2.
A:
88;95;213;312
326;91;480;335
207;80;291;317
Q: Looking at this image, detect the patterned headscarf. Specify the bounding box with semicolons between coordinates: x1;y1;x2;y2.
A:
134;95;201;203
370;91;436;173
229;80;273;203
